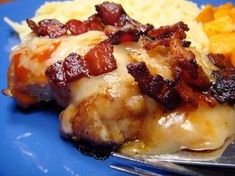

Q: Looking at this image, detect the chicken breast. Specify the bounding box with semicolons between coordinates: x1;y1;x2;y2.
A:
4;1;235;156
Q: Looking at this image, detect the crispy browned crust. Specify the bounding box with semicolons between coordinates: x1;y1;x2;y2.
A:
61;81;147;145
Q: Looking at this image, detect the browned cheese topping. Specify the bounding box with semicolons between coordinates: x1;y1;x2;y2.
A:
25;1;235;110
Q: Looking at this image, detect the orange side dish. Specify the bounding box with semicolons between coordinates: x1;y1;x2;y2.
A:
196;3;235;67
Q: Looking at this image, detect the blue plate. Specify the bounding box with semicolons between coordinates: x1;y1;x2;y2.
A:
0;0;232;175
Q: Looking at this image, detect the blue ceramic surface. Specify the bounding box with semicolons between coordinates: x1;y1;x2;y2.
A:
0;0;232;175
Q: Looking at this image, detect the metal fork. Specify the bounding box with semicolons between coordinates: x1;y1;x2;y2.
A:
110;164;163;176
110;153;235;176
110;139;235;176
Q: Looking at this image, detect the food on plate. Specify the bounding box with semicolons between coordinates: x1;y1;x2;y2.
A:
196;3;235;67
3;0;235;157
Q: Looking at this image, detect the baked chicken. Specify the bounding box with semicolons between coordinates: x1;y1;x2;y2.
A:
4;2;235;155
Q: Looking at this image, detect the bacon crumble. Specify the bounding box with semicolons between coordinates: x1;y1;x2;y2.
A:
96;1;153;44
27;2;152;44
84;40;117;75
127;21;216;109
26;2;234;110
46;40;117;105
65;15;104;35
207;53;232;69
127;62;181;110
27;19;67;38
127;62;218;110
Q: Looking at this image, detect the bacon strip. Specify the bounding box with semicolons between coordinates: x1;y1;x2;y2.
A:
46;40;116;81
143;22;211;91
127;62;217;109
27;2;152;43
207;53;232;69
96;2;153;44
127;62;181;110
127;21;217;109
65;15;104;35
84;40;117;75
26;19;67;38
46;40;117;105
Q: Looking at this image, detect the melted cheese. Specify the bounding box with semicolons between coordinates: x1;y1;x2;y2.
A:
10;27;235;156
121;104;235;155
70;43;133;104
11;31;107;78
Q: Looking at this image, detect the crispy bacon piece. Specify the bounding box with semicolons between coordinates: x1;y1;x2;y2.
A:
47;40;117;82
167;38;211;91
207;53;232;69
106;25;153;44
27;2;152;43
95;1;124;26
65;16;104;35
106;27;141;44
210;68;235;104
175;81;198;107
46;61;70;106
84;40;117;75
143;22;211;92
143;21;189;50
127;62;217;109
86;15;105;31
147;21;189;40
127;62;181;110
27;19;67;38
96;1;153;44
63;53;89;81
65;20;87;35
173;62;211;92
46;40;117;105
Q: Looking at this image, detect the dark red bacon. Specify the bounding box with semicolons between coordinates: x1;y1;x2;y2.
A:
45;61;69;106
46;40;117;82
127;62;217;109
65;20;87;35
207;53;232;69
96;1;153;44
143;22;211;92
46;40;117;105
63;53;89;81
65;16;104;35
95;1;124;26
127;62;181;110
84;40;117;76
26;2;152;44
85;14;105;31
147;21;189;41
27;19;67;38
